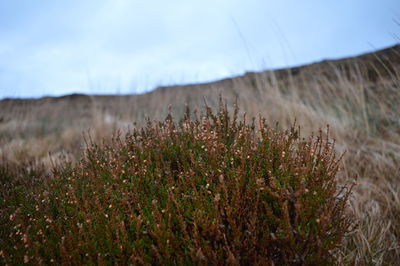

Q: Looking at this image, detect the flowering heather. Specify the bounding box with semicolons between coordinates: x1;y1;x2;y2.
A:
0;102;353;265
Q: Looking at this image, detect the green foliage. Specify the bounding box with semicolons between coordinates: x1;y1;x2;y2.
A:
0;102;353;265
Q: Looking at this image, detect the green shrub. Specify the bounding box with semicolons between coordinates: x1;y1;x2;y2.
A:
1;102;353;265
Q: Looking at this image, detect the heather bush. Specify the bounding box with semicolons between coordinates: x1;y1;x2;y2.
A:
1;102;353;265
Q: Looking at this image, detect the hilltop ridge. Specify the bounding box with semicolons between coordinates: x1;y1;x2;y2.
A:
1;44;399;103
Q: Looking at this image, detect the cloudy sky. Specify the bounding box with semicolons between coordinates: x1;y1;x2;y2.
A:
0;0;399;99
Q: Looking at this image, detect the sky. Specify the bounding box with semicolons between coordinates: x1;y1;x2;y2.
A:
0;0;399;99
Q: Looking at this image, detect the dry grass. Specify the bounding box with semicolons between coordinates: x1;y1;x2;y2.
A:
0;44;399;264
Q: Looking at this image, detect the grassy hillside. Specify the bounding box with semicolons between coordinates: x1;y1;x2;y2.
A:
1;45;399;164
1;44;399;264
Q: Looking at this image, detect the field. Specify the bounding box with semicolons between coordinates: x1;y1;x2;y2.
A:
1;44;399;264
